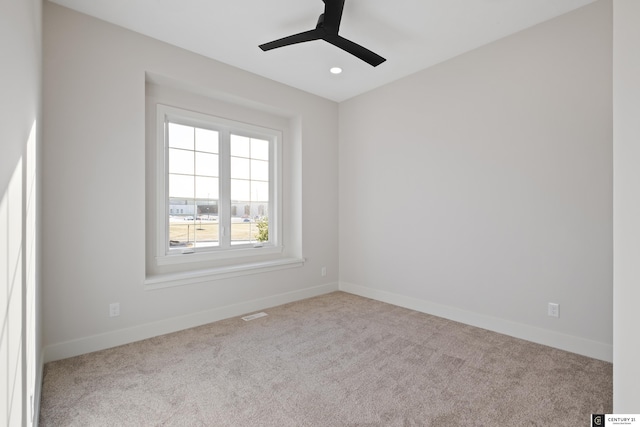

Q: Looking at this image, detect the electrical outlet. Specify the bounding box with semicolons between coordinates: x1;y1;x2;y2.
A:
109;302;120;317
548;302;559;318
321;267;327;277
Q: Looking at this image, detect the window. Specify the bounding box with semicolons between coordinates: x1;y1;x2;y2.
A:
144;78;303;287
155;104;282;266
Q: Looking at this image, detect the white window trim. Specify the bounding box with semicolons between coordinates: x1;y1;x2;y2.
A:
154;104;283;266
144;257;305;290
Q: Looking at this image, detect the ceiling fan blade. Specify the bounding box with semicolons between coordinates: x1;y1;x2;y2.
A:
326;35;386;67
260;0;385;67
322;0;345;32
259;29;323;51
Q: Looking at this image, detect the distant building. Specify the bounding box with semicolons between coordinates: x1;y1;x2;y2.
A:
169;199;266;218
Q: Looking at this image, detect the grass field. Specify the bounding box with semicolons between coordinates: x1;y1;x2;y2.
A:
169;221;258;246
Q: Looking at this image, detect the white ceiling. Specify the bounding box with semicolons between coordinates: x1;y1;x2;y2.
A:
48;0;597;102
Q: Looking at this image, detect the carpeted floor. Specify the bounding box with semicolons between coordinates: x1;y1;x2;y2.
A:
40;292;612;426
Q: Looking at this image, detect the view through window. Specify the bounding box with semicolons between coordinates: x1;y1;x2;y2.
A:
164;110;274;254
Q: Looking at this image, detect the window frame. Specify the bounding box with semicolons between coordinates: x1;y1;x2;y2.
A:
154;104;283;266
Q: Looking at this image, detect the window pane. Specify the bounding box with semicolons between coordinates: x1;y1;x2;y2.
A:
195;128;218;153
195;176;218;200
169;200;220;248
231;179;250;201
256;203;268;217
168;123;194;150
251;159;269;181
230;157;250;179
229;136;270;246
230;217;252;244
254;206;269;243
251;138;269;161
252;181;269;202
169;174;194;198
193;209;219;247
169;148;194;175
198;201;218;218
230;134;250;157
230;203;270;245
195;152;218;177
169;198;192;216
169;219;196;247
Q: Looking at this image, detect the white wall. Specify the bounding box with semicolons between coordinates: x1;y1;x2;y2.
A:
613;0;640;412
0;0;42;425
339;1;613;361
42;2;339;361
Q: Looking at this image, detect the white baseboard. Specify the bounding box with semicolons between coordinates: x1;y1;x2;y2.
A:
340;281;613;363
33;351;45;426
43;282;339;363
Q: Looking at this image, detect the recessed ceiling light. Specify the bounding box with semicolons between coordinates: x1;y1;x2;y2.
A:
330;67;343;74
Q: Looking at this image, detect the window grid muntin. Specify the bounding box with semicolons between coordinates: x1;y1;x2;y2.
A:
230;133;271;245
167;120;221;250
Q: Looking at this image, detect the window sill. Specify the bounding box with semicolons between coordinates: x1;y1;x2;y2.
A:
156;244;282;266
144;257;305;290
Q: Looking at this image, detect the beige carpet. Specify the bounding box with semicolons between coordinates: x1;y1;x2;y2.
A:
40;292;612;426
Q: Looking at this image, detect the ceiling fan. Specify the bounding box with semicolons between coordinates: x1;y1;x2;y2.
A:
259;0;386;67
